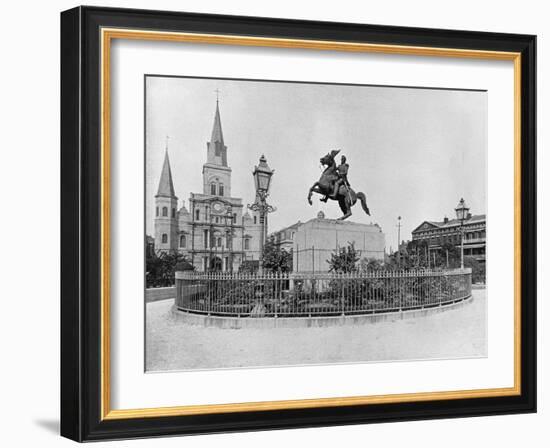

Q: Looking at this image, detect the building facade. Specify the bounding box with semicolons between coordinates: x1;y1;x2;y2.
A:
411;199;486;263
271;211;386;273
153;100;262;271
271;220;302;252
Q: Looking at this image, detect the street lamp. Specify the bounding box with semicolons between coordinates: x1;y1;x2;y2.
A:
225;207;235;272
248;155;276;274
252;154;274;201
455;198;470;269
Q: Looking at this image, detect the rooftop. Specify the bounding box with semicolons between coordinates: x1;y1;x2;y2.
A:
412;214;486;233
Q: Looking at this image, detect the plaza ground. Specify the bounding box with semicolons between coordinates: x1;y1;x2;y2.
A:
145;289;487;371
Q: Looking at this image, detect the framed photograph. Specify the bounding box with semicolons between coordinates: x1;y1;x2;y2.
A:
61;6;536;441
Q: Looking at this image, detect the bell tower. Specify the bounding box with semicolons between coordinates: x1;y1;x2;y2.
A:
203;96;232;197
154;146;178;252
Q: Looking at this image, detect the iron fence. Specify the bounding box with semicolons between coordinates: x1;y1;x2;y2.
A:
175;268;472;318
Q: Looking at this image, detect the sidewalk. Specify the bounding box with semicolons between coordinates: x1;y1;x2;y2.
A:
146;290;487;372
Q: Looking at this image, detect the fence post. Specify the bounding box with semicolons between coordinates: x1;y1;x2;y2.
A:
341;272;346;316
397;270;404;311
274;271;279;318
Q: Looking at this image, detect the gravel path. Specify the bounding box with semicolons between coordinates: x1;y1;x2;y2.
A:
146;290;486;371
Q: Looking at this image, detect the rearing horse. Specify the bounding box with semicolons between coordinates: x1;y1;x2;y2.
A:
307;150;370;220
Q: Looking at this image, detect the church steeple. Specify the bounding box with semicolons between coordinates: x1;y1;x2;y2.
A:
207;97;228;167
156;147;177;198
203;96;232;197
210;99;224;146
154;140;178;253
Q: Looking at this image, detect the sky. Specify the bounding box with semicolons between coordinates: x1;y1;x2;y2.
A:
145;76;487;252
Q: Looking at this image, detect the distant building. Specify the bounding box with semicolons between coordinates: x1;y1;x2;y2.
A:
153;99;262;271
271;220;302;252
411;199;486;263
271;211;385;273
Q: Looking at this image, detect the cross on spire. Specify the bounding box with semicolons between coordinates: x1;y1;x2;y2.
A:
165;135;169;150
214;88;220;103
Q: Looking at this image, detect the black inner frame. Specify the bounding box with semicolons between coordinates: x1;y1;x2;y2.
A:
61;6;536;442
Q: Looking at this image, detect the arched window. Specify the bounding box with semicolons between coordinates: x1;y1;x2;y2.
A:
244;238;250;250
179;235;186;248
218;183;224;196
156;206;159;217
217;237;222;247
210;183;217;195
232;213;237;223
195;209;200;221
253;216;257;225
161;233;168;244
162;207;168;217
172;208;176;218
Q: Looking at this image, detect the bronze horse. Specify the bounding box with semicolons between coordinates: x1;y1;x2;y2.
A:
307;150;370;220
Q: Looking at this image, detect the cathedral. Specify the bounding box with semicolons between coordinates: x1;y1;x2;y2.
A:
154;99;262;272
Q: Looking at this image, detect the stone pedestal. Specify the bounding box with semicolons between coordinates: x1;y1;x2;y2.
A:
292;217;385;273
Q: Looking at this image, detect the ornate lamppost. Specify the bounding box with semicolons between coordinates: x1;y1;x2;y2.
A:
225;206;235;272
455;198;469;269
247;155;276;274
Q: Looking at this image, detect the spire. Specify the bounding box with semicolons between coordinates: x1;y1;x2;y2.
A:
206;95;228;167
210;98;224;145
156;147;176;198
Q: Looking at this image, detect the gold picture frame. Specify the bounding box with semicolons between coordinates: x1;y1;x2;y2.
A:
61;6;536;441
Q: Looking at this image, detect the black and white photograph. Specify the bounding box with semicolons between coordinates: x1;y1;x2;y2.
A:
145;76;487;372
0;0;542;444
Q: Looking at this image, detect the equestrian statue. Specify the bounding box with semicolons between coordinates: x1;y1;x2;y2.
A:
307;149;370;220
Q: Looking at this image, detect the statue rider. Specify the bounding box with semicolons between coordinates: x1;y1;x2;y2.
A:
330;155;351;199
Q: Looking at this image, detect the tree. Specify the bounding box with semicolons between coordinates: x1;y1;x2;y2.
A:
403;240;461;270
238;260;260;273
464;256;486;284
146;250;191;287
439;242;461;268
262;237;293;273
359;257;385;272
327;242;360;273
405;240;430;269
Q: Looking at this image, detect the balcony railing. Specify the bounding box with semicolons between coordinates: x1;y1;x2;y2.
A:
175;268;472;318
464;238;486;244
